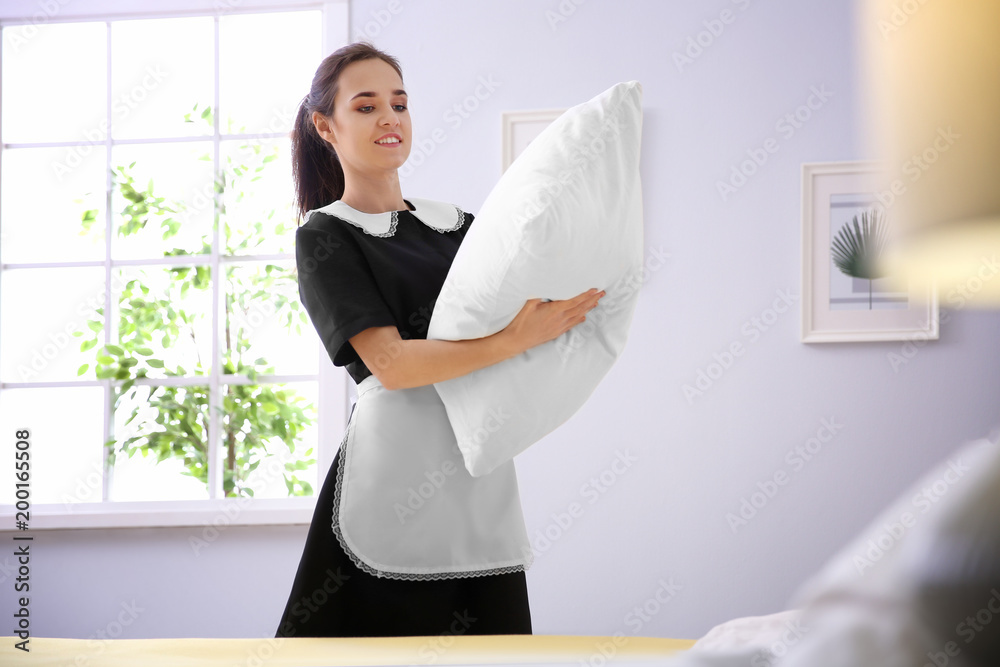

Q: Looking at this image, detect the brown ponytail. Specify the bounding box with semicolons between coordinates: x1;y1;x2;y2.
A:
291;41;404;226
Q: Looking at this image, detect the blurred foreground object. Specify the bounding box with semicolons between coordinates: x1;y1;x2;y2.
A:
859;0;1000;307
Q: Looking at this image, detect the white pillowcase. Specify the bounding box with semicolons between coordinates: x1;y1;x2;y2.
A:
427;80;644;478
774;431;1000;667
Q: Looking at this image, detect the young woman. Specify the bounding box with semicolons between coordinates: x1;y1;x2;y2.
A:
274;41;605;638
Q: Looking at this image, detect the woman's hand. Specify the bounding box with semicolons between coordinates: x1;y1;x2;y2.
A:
499;288;606;355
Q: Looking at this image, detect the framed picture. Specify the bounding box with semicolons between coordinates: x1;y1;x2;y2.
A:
801;160;939;343
500;108;565;173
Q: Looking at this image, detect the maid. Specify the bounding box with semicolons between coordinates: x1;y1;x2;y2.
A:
274;41;605;638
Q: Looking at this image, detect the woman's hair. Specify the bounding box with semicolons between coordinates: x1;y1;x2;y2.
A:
291;41;403;225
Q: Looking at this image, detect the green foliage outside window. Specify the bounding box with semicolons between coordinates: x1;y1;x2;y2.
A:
75;103;316;498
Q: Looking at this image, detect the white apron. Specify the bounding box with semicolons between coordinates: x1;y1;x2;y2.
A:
331;373;535;580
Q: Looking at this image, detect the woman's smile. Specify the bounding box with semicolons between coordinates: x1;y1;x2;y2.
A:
375;133;403;147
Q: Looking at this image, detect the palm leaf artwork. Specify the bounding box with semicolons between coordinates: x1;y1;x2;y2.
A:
830;207;890;310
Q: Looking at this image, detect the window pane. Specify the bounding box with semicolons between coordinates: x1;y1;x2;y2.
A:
219;10;321;135
110;383;211;501
0;9;329;511
224;261;315;376
0;267;105;383
115;265;213;377
1;22;107;144
110;17;214;140
221;136;296;256
1;146;107;264
219;381;318;498
110;142;214;260
0;386;106;505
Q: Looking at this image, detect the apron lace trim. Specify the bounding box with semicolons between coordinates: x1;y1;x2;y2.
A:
329;430;529;581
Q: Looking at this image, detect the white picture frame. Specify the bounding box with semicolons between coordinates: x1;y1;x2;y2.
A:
500;108;565;173
801;160;939;343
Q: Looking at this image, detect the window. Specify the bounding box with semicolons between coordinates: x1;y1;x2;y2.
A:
0;1;350;528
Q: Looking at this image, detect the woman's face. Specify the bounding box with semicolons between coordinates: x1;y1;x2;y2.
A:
314;58;411;176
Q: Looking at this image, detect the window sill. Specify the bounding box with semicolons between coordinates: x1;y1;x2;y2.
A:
0;496;319;530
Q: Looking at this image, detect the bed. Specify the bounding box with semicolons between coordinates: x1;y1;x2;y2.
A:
0;633;697;666
5;430;996;667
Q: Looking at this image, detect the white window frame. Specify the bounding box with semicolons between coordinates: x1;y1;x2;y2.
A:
0;0;351;530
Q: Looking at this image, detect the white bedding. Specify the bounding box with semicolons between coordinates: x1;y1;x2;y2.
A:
671;426;1000;667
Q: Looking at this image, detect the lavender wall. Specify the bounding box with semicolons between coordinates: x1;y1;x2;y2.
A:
1;0;997;642
341;0;1000;639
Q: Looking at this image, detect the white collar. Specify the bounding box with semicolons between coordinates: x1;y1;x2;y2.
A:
305;197;465;237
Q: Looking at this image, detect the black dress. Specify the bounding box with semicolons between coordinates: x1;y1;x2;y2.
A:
274;198;532;638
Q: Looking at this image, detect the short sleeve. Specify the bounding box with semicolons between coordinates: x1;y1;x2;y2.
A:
295;218;397;368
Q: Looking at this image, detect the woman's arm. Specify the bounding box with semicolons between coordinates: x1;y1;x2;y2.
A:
350;288;606;390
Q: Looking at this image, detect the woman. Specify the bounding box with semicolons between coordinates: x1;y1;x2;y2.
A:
274;41;605;638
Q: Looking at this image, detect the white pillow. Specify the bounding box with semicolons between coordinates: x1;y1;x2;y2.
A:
775;430;1000;667
427;80;644;478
